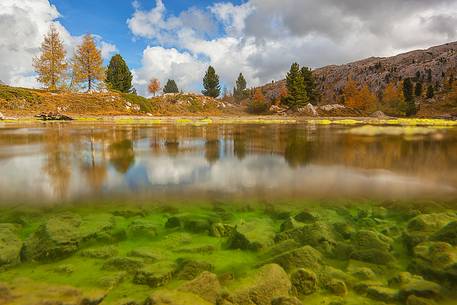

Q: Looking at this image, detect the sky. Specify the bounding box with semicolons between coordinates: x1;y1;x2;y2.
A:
1;0;457;96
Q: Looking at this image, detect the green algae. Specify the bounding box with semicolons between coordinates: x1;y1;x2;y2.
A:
0;201;456;305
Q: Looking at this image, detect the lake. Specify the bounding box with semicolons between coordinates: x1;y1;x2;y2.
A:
0;121;456;203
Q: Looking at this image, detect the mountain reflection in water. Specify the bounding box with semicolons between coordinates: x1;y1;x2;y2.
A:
0;123;456;203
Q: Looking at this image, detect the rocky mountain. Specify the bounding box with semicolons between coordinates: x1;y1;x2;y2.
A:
263;41;457;105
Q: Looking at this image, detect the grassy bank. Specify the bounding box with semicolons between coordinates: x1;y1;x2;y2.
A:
0;200;456;305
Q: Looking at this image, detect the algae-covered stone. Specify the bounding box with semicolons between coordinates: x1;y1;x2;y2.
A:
406;295;437;305
165;216;182;229
326;279;347;296
23;213;82;261
128;248;162;261
144;290;213;305
405;213;456;248
399;278;442;300
366;286;399;302
431;221;457;245
98;272;127;288
412;241;457;281
134;264;175;288
179;271;221;303
279;217;301;232
80;245;118;259
53;264;74;274
0;224;22;268
268;246;322;271
262;239;300;259
227;229;269;251
175;259;214;280
102;256;144;272
210;223;235;237
349;267;376;280
294;210;319;223
231;264;291;305
353;280;384;294
128;219;157;238
352;230;392;252
318;266;355;289
290;268;318;295
350;249;396;265
271;296;303;305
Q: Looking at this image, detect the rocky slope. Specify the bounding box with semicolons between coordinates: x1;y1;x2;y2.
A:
263;41;457;107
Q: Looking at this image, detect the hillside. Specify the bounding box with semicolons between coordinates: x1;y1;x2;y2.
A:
262;41;457;117
0;84;240;117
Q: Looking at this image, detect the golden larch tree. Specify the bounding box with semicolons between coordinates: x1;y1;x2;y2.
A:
33;25;67;90
343;78;377;113
148;78;161;97
382;83;406;115
72;34;104;92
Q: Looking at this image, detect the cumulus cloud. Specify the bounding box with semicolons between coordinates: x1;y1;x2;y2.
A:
0;0;116;88
129;0;457;94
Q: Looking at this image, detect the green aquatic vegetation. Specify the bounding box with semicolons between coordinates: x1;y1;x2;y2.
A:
347;125;443;136
0;201;456;304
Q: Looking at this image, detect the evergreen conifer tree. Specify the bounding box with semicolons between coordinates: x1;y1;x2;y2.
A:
300;66;319;105
285;63;308;109
202;66;221;98
163;79;179;93
415;82;423;97
106;54;133;93
234;73;248;101
403;78;416;116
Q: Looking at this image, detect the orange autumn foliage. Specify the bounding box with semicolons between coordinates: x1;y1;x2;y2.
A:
343;78;377;113
148;78;161;97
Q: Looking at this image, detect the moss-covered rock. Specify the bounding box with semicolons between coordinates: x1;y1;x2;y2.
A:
128;219;157;238
279;217;301;232
262;239;300;259
144;290;213;305
412;241;457;281
271;296;303;305
128;248;162;262
290;268;318;296
294;210;319;223
98;272;127;288
351;230;392;252
80;245;118;259
179;271;221;303
210;223;235;237
133;264;175;288
348;267;376;280
405;213;456;249
174;259;214;280
366;286;399;302
267;246;322;271
326;279;347;296
165;216;182;229
102;256;144;272
0;224;22;269
399;278;442;300
431;221;457;245
23;213;82;261
230;264;291;305
353;280;385;294
350;249;396;265
406;295;437;305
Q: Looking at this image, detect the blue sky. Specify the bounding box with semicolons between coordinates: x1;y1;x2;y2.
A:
49;0;243;70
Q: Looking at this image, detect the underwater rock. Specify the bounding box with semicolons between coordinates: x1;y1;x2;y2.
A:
352;230;392;252
227;229;265;251
350;249;396;265
128;219;157;238
128;248;162;261
0;224;22;269
279;217;301;232
174;259;214;280
399;278;442;300
353;280;385;294
271;296;303;305
318;266;356;289
263;239;301;259
268;245;322;271
275;221;336;254
412;241;457;281
53;264;75;274
165;216;182;229
348;267;376;280
431;221;457;245
406;295;437;305
210;223;235;237
183;218;212;233
366;286;399;302
98;272;127;288
294;210;319;223
326;279;347;296
290;268;318;295
404;213;456;249
230;264;291;305
23;213;82;261
145;291;213;305
133;264;174;288
102;256;144;272
179;271;221;303
80;245;118;259
333;222;355;239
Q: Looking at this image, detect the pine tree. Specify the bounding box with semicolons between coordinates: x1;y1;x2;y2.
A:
72;34;104;92
33;25;67;90
163;79;179;93
285;63;308;109
415;82;423;97
403;78;416;116
202;66;221;98
106;54;133;93
426;85;435;99
300;66;319;105
234;73;247;101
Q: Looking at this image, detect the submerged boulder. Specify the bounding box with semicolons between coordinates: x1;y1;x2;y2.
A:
326;279;347;296
230;264;291;305
102;256;144;272
133;263;175;288
144;290;213;305
405;213;456;248
267;246;322;271
0;224;22;269
128;219;157;238
271;296;303;305
366;286;399;302
174;259;214;280
23;213;82;261
210;223;235;237
432;221;457;245
290;268;318;296
411;241;457;281
179;271;221;303
80;245;118;259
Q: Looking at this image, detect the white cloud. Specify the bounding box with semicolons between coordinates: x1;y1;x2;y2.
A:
128;0;457;95
0;0;117;88
100;41;118;60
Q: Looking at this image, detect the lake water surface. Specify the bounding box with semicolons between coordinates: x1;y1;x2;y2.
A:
1;121;456;203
